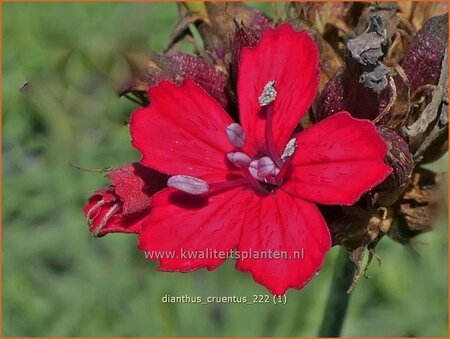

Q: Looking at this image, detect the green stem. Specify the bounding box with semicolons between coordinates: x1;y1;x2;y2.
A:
318;247;355;337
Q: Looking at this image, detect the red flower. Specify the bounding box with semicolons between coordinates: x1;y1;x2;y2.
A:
130;24;391;295
83;163;167;237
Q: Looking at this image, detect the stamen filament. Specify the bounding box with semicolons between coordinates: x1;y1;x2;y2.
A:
243;171;270;194
264;103;284;168
209;177;250;192
274;163;290;187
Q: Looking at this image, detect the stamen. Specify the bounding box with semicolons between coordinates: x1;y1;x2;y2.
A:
227;151;251;168
258;80;284;168
258;80;277;106
281;138;298;161
256;156;278;178
248;158;279;191
167;175;209;195
248;160;264;181
93;203;120;236
226;123;246;148
263;102;284;168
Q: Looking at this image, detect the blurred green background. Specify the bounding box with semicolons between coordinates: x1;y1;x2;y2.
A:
2;2;448;337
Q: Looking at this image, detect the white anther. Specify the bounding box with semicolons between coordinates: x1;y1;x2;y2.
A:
227;152;252;168
258;80;277;106
281;138;298;161
226;123;246;148
256;156;277;178
167;175;209;195
248;160;264;181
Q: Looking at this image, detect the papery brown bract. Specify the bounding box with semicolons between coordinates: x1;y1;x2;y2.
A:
314;4;397;122
389;168;442;244
398;3;448;36
199;2;271;65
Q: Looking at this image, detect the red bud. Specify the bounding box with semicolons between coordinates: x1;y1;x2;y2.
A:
83;163;167;237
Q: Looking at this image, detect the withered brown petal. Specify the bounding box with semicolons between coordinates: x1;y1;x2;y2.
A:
389;168;441;244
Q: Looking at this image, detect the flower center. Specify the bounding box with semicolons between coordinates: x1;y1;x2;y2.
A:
225;81;297;193
167;81;297;196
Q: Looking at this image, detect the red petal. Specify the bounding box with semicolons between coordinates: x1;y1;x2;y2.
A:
238;23;319;153
138;187;251;271
130;80;234;181
283;112;392;205
231;14;272;83
107;163;167;215
83;163;167;237
236;191;331;295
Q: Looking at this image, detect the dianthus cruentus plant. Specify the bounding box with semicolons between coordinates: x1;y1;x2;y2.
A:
82;2;448;336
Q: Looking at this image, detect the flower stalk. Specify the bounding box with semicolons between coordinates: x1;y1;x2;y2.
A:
318;247;355;337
